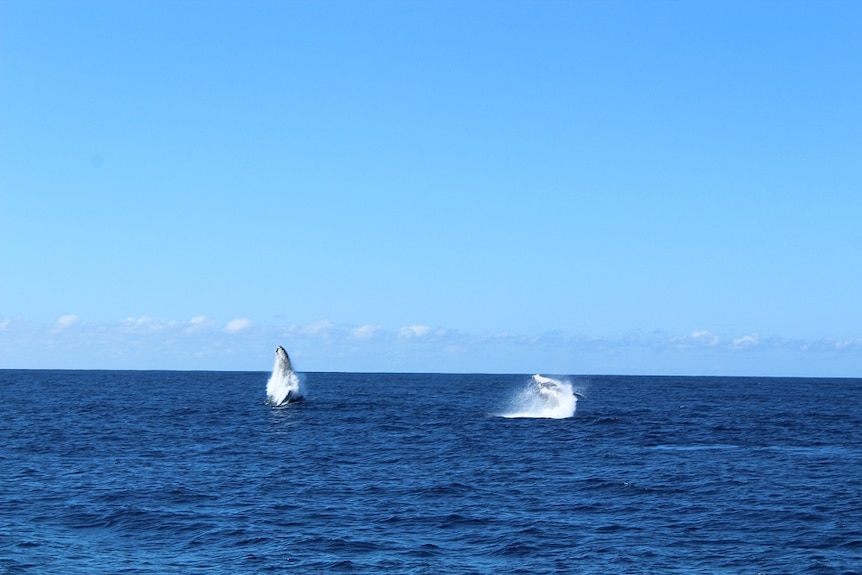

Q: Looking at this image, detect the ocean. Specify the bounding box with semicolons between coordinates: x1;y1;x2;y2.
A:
1;370;860;574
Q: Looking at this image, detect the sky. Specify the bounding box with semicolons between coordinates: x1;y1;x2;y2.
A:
1;0;861;375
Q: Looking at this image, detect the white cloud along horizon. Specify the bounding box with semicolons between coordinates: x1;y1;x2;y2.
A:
1;314;861;376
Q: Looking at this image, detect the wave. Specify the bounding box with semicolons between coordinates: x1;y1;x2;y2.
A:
498;374;580;419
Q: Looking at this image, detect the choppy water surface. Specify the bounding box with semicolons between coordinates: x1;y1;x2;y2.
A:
2;371;860;573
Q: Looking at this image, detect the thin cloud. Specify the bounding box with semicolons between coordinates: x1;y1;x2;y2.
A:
398;325;431;338
672;330;722;348
122;316;178;331
835;337;862;350
300;320;335;336
185;316;210;332
225;318;252;333
732;333;760;348
56;314;80;329
351;325;382;340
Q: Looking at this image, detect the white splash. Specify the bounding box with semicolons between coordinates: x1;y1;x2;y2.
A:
265;346;304;406
499;374;579;419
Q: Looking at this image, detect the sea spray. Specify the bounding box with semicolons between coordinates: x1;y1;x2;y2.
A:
500;374;579;419
266;346;304;405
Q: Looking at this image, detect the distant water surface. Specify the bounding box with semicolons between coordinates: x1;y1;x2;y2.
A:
1;371;860;574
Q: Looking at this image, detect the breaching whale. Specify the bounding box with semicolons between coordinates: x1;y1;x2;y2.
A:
532;374;585;402
532;374;563;405
499;374;581;418
266;345;303;406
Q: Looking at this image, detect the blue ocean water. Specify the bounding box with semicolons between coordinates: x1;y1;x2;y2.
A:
2;370;861;574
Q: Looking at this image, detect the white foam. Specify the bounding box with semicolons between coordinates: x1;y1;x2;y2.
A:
265;350;304;406
499;374;579;419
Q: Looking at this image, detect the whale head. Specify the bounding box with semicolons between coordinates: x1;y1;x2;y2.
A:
275;345;292;371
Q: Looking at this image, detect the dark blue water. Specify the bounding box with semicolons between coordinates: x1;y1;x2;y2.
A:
2;371;861;574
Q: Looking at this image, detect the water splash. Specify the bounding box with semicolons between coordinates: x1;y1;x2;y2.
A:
265;346;304;406
499;374;580;419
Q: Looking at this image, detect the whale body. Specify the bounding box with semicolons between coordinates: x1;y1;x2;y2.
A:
532;374;585;404
266;345;303;406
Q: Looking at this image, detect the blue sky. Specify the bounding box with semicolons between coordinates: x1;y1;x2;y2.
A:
1;1;861;375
